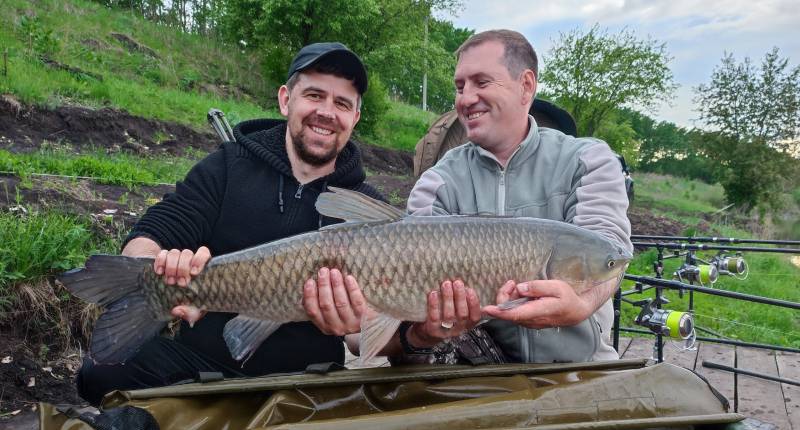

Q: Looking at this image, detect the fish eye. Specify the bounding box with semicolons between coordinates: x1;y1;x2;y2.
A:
607;260;616;268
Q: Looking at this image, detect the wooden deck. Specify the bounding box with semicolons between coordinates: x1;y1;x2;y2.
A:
619;337;800;429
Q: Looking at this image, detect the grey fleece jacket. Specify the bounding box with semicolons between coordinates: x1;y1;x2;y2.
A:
407;117;633;363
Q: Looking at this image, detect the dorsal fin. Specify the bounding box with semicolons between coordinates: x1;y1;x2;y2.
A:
316;187;404;223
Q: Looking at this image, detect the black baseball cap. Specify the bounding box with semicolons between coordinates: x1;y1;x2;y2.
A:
287;42;368;95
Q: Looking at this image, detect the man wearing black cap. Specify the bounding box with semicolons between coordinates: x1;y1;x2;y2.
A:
75;42;382;405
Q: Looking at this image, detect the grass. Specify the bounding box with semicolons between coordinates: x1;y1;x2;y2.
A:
0;0;275;127
0;44;276;128
0;210;117;346
0;211;115;303
367;102;437;151
634;172;727;215
0;148;200;186
0;0;429;152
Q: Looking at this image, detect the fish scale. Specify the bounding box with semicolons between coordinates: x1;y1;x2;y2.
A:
59;188;631;365
160;217;586;322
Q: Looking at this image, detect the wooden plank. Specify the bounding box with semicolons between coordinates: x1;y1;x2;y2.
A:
695;342;736;411
776;351;800;429
615;337;632;357
660;337;699;370
737;347;791;428
621;336;656;360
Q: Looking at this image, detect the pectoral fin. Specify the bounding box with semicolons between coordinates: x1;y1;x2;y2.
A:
359;310;402;364
496;297;532;310
223;315;282;363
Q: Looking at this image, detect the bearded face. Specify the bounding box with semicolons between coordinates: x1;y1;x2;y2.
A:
289;112;342;166
279;71;361;167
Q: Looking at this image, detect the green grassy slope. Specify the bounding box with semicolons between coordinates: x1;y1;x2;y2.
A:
0;0;434;149
0;0;274;126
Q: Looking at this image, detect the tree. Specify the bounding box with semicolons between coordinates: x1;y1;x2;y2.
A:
592;111;640;166
220;0;466;113
429;19;473;54
694;48;800;211
541;25;676;137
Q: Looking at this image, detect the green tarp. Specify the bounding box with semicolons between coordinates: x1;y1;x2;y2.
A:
41;359;743;429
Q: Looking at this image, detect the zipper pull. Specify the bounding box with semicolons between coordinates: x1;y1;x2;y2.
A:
295;183;304;199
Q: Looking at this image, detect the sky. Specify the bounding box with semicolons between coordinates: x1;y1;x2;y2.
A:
440;0;800;129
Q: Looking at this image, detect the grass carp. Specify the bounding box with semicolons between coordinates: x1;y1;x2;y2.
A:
59;187;631;365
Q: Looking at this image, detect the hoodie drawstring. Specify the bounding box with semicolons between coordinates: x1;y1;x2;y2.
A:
318;181;328;228
278;175;285;214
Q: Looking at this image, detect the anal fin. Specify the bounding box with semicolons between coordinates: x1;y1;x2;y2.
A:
223;315;282;363
359;309;402;364
496;297;532;310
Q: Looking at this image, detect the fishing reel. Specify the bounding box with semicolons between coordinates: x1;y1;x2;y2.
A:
711;253;748;279
633;297;695;340
673;263;718;285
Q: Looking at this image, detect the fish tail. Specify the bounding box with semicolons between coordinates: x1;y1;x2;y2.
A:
58;255;169;364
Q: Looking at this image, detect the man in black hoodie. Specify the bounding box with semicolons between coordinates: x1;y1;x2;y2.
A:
76;43;383;406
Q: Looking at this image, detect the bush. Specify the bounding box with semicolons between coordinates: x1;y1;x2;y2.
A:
356;72;390;137
18;15;60;56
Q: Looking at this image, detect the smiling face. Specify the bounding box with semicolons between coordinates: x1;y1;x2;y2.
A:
278;71;361;167
454;41;536;156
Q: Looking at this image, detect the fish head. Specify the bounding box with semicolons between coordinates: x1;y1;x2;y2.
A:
544;230;632;293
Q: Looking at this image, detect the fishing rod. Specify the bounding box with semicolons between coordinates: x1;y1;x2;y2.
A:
613;237;799;362
631;235;800;246
623;275;800;310
619;327;800;354
632;242;800;254
702;361;800;387
634;242;784;295
207;108;235;142
616;274;800;361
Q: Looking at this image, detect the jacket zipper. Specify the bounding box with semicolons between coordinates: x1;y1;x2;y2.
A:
295;183;304;199
497;169;506;216
496;143;525;216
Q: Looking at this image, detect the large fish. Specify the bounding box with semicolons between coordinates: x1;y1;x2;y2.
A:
59;188;631;365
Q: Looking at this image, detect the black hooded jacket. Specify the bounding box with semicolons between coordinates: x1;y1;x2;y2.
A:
126;118;383;374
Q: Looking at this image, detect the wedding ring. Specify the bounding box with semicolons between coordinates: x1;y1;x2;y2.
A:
440;321;454;329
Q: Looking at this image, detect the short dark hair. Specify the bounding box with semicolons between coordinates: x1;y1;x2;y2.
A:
456;29;538;79
286;60;362;110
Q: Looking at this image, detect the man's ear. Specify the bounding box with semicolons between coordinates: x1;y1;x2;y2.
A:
521;69;536;105
278;85;290;117
353;102;361;127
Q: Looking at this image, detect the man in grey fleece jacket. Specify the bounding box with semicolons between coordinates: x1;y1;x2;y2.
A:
402;30;633;363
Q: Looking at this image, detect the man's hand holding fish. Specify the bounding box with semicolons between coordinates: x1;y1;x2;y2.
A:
485;279;596;329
